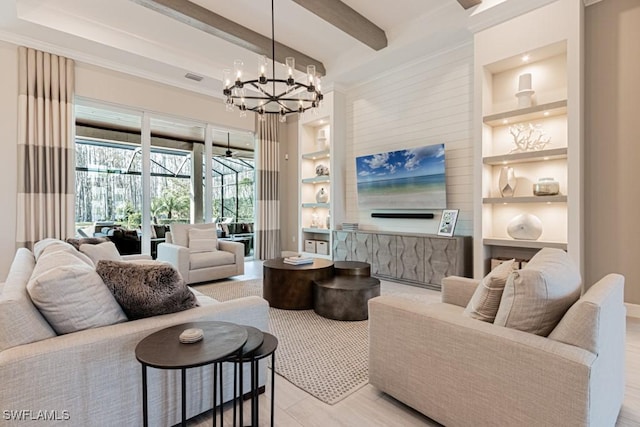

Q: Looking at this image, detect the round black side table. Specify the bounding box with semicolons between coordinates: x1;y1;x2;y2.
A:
231;332;278;427
227;326;264;427
135;321;248;427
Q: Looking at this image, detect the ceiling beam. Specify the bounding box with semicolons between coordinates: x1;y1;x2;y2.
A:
130;0;326;75
291;0;387;51
457;0;482;9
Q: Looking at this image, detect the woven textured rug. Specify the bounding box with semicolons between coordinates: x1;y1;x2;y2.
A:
195;279;369;405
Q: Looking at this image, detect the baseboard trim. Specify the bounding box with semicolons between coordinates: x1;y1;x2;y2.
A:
626;303;640;319
241;385;265;401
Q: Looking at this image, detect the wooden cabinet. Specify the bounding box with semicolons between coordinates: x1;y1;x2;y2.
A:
333;230;470;290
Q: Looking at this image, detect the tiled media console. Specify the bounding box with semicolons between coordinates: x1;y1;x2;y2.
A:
332;230;471;290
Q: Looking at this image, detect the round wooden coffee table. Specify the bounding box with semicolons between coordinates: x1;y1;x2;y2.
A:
313;276;381;321
263;258;334;309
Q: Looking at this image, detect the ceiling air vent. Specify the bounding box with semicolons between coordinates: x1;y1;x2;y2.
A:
185;72;203;82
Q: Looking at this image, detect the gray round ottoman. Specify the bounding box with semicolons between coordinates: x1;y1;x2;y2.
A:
313;276;381;321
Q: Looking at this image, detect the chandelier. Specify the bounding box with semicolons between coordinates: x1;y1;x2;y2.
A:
222;0;323;121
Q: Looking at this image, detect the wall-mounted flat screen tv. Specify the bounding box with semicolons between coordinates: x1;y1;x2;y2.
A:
356;143;446;209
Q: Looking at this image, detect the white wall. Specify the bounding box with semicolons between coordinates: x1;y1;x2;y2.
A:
585;0;640;304
0;41;19;281
75;63;253;132
345;42;474;236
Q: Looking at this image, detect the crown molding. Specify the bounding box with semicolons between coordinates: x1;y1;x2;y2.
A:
467;0;557;34
0;29;225;100
583;0;604;6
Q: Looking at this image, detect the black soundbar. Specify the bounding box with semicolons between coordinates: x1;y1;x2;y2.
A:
371;213;435;219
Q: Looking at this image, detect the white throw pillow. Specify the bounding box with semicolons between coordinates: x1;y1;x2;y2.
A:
494;248;582;336
463;259;515;322
38;245;94;269
169;223;217;247
27;251;127;334
33;238;76;261
188;228;217;253
79;241;122;265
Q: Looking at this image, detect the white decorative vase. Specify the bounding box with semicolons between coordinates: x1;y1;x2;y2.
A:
507;213;543;240
498;166;517;197
316;187;329;203
515;73;535;108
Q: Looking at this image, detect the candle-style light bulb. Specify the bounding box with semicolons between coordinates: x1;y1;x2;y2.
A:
285;57;295;85
307;65;315;86
234;60;244;81
222;69;231;89
258;56;267;84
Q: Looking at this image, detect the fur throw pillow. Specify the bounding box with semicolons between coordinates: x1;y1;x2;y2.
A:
96;260;198;320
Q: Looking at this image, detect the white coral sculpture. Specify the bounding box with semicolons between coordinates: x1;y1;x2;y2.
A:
509;123;551;153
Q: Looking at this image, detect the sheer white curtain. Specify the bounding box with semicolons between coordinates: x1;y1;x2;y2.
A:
16;47;75;248
255;115;281;260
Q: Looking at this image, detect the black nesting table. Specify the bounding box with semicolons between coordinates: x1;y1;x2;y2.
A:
135;321;248;427
229;331;279;427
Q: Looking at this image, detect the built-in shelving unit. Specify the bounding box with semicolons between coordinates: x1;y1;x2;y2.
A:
298;91;345;259
301;176;330;184
473;0;583;277
301;203;330;209
482;147;567;165
482;195;567;204
302;228;330;235
482;100;567;126
482;237;567;250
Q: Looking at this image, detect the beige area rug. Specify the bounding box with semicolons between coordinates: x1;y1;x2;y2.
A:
195;279;369;405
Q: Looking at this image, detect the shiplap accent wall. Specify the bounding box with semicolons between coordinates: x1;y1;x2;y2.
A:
344;42;474;236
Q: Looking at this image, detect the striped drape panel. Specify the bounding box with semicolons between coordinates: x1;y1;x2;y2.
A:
16;47;75;249
255;115;281;260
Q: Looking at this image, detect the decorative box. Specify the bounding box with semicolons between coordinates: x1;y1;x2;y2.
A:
304;240;316;253
316;241;329;255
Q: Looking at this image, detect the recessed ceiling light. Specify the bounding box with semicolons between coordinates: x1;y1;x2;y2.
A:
522;54;530;63
502;119;509;124
543;111;550;116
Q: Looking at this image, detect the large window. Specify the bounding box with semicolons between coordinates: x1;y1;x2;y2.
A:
211;156;255;222
74;102;255;257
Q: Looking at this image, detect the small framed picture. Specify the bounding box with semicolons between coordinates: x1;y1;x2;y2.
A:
437;209;459;237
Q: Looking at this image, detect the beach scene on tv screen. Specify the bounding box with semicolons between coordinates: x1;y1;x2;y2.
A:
356;143;446;209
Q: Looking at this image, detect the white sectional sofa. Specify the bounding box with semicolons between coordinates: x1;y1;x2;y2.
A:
0;243;268;426
369;248;626;426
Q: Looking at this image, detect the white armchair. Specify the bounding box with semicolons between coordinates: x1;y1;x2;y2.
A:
156;223;244;284
369;253;626;426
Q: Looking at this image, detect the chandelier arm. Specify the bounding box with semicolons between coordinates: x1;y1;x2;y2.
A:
275;100;296;113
